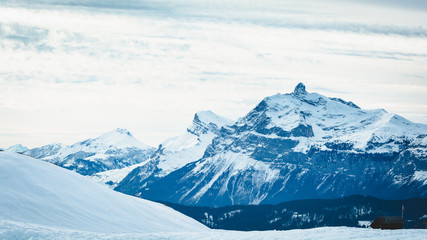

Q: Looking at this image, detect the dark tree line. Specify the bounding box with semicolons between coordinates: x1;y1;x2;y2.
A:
162;195;427;230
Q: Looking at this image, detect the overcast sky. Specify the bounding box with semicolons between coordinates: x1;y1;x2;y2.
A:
1;0;426;148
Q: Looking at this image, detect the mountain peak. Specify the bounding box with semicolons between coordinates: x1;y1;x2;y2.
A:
81;128;151;150
293;82;307;97
194;111;232;125
6;144;29;153
188;111;233;136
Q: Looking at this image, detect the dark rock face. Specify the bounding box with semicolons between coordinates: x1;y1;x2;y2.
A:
133;145;426;207
293;82;308;97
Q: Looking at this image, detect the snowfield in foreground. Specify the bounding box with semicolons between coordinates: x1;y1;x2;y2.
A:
1;221;426;240
0;152;206;233
1;151;426;239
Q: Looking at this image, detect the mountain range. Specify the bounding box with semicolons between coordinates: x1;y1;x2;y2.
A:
116;83;427;206
3;144;29;153
24;128;155;175
23;83;427;207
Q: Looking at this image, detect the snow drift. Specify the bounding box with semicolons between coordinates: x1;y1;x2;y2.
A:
0;151;208;233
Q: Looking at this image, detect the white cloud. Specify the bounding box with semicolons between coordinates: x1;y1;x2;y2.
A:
0;0;426;148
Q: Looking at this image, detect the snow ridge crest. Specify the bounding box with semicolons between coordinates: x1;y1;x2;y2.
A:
187;110;233;136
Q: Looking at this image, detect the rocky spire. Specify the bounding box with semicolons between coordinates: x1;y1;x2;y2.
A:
293;82;307;97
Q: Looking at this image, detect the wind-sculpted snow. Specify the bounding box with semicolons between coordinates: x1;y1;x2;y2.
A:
25;128;155;175
117;83;427;206
0;151;207;233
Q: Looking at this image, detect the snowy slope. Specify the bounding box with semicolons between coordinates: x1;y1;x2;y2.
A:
89;160;151;188
5;144;29;153
1;223;426;240
78;128;152;150
156;111;233;176
24;128;155;175
0;151;207;233
115;111;233;195
128;83;427;206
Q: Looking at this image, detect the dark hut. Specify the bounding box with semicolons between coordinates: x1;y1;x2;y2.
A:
370;216;403;230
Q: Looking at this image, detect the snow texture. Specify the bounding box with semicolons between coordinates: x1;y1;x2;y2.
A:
0;152;207;233
0;222;426;240
89;160;151;188
413;171;427;185
252;83;427;154
43;128;152;159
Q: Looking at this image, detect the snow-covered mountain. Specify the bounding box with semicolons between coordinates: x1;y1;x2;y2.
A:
0;151;207;233
113;111;233;193
24;128;155;175
117;83;427;206
5;144;29;153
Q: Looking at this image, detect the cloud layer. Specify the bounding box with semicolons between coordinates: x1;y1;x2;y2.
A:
1;0;426;148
